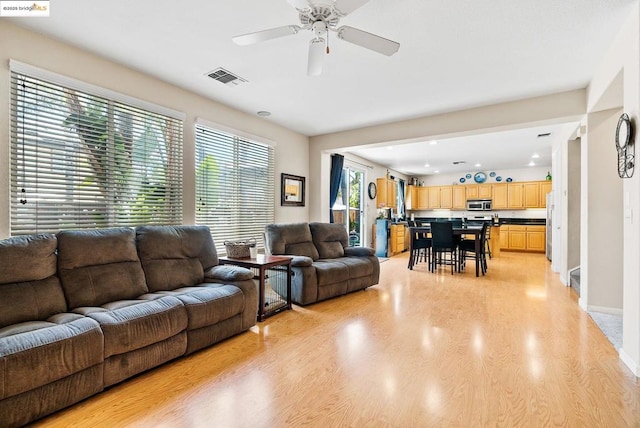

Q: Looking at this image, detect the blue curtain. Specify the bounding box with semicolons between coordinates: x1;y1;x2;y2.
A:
398;179;406;219
329;154;344;223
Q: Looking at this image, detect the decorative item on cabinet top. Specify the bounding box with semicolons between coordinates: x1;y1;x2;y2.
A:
616;113;635;179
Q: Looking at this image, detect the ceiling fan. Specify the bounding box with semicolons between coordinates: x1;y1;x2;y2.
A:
232;0;400;76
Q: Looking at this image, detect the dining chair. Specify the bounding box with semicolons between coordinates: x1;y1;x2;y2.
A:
430;221;459;274
459;222;488;275
484;222;492;259
408;220;431;269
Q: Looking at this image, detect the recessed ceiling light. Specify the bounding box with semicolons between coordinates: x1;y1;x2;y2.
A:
424;163;430;167
475;163;481;167
430;141;438;145
434;170;440;173
532;153;540;158
528;161;536;166
257;111;271;117
387;146;394;150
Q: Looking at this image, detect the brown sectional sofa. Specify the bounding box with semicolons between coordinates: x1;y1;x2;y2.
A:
0;225;257;427
264;222;380;305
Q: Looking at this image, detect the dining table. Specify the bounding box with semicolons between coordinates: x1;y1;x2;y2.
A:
408;225;484;276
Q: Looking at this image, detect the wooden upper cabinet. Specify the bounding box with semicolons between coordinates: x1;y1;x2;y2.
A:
466;185;479;199
539;181;552;207
492;184;508;209
440;186;453;209
417;187;429;209
507;183;524;208
478;184;492;199
405;185;417;210
523;182;540;208
452;186;466;209
428;186;441;208
376;177;396;208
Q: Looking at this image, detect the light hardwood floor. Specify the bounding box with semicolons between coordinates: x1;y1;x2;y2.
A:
35;252;640;427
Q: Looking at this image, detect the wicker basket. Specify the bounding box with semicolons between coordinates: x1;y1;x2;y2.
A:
224;238;256;258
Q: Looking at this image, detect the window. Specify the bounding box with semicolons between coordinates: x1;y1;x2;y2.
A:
195;123;275;254
10;69;183;235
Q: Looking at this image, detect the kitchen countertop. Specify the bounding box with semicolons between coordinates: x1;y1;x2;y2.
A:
498;218;546;226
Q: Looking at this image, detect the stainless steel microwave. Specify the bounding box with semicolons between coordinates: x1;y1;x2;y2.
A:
467;199;492;211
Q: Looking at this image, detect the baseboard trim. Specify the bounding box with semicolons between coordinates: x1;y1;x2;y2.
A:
587;305;623;316
619;348;640;377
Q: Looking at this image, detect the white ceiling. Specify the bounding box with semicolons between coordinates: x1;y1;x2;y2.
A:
350;121;580;176
9;0;635;172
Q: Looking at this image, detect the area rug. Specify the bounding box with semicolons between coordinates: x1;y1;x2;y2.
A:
588;311;623;350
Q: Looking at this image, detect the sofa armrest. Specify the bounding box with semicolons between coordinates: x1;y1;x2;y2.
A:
291;255;314;267
205;265;255;282
344;246;375;257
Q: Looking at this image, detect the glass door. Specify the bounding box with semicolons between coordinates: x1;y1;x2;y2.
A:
332;165;365;246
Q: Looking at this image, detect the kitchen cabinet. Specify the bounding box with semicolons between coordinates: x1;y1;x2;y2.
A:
523;182;540;208
526;225;546;252
508;183;524;208
405;185;418;210
478;184;492;199
466;185;478;199
417;187;429;209
492;184;508;209
376;177;396;208
539;181;552;207
390;224;406;255
439;186;453;209
452;186;466;209
428;186;441;208
501;224;546;252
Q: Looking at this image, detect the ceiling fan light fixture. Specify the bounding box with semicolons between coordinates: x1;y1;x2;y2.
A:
307;37;325;76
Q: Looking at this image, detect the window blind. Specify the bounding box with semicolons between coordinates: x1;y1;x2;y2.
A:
10;72;183;235
195;124;275;254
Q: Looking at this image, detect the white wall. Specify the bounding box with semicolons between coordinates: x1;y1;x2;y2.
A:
580;108;624;313
0;22;310;238
584;3;640;375
417;166;551;187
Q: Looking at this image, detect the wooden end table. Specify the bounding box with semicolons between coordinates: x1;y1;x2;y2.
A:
219;254;292;321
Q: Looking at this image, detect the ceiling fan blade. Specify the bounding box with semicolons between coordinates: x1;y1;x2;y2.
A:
232;25;301;46
336;26;400;56
307;38;325;76
333;0;370;16
287;0;310;10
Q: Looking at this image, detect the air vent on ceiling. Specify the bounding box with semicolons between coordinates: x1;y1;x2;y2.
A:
206;68;248;86
537;132;551;138
452;160;466;165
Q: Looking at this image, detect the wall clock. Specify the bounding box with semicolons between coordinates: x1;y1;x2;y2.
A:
368;182;377;199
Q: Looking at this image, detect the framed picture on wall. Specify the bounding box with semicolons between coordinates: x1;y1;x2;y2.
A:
281;173;305;206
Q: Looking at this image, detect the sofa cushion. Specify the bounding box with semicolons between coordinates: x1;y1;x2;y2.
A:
332;257;374;278
309;222;348;259
313;260;350;286
76;296;187;358
142;284;245;330
136;226;218;291
57;228;148;309
265;223;320;260
0;234;57;284
0;316;103;400
0;234;68;329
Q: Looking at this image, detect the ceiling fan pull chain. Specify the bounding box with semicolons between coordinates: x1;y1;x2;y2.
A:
326;29;330;54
